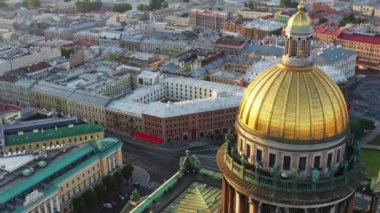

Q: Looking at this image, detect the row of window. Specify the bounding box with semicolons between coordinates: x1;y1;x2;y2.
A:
250;147;341;171
6;134;99;153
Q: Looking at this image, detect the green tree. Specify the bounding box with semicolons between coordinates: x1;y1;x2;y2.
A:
106;52;120;61
75;0;102;13
114;171;123;185
102;175;118;192
82;189;98;210
112;3;132;12
351;118;375;139
137;4;150;11
72;196;86;213
21;0;40;9
121;164;134;181
94;184;107;200
339;13;366;27
359;119;375;130
161;1;168;8
150;0;165;10
318;17;328;25
0;0;7;7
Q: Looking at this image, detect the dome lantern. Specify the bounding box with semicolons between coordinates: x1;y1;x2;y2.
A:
282;2;313;67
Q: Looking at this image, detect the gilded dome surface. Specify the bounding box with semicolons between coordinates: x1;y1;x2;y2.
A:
238;63;348;141
287;4;311;29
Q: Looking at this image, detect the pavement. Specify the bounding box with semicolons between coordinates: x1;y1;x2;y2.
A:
131;165;150;186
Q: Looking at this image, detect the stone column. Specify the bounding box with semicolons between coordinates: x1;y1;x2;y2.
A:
55;195;60;212
275;207;281;213
44;202;48;213
329;204;336;213
338;200;346;213
345;195;354;213
228;185;235;213
248;199;258;213
112;154;116;170
235;191;242;213
50;198;54;213
38;206;42;213
108;157;112;172
258;202;262;213
222;179;228;213
370;196;379;213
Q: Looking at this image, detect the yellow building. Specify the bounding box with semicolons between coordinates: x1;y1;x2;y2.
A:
0;138;123;213
31;83;72;116
3;123;104;154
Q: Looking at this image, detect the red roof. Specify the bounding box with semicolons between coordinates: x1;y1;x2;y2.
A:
133;132;162;144
311;3;337;19
20;61;51;74
338;33;380;45
215;38;245;46
0;75;18;83
0;101;21;112
313;22;341;37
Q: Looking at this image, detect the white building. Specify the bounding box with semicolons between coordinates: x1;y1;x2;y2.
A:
107;77;245;119
313;46;357;79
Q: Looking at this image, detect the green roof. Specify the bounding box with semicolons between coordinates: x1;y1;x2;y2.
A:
0;138;122;206
5;124;104;146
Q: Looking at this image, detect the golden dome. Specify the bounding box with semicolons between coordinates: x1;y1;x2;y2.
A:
238;63;348;141
287;3;311;29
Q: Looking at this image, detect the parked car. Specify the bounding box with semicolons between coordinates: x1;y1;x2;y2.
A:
117;193;125;200
113;195;121;202
103;203;112;208
110;199;117;206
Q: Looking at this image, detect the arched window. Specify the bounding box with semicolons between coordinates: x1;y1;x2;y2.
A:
290;40;297;57
284;38;289;55
299;40;306;57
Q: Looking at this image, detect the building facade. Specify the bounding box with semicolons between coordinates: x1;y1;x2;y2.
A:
313;23;380;70
2;123;104;155
0;138;122;213
217;4;363;213
189;9;231;30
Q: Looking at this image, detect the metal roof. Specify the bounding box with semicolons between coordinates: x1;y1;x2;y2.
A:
0;138;122;207
314;46;357;66
5;124;103;146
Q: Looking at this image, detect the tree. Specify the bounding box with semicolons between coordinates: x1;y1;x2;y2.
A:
21;0;40;9
106;52;120;61
75;0;102;13
0;0;7;7
137;4;150;11
339;13;366;27
161;1;168;8
102;175;118;192
113;171;123;185
112;3;132;13
82;189;98;210
150;0;165;10
72;196;86;213
94;184;107;200
318;17;328;25
359;118;375;130
121;164;134;181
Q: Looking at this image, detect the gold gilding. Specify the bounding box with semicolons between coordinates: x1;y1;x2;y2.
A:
238;64;348;141
287;3;311;29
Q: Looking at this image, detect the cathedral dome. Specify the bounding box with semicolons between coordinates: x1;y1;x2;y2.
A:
238;63;348;141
